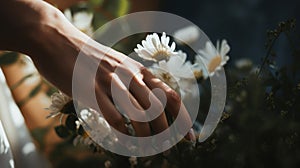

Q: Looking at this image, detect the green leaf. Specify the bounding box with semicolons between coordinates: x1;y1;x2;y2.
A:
89;0;104;6
55;125;71;138
0;52;19;66
116;0;130;17
66;115;78;132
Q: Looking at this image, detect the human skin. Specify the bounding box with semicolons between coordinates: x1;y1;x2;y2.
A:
0;0;195;140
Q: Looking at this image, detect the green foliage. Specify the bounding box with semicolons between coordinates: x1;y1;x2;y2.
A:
0;52;19;66
88;0;130;28
89;0;104;6
115;0;130;17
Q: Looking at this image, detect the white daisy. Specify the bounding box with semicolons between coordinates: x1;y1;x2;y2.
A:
134;32;177;62
64;9;94;36
46;92;71;118
173;25;200;45
78;109;115;144
151;51;197;97
195;39;230;78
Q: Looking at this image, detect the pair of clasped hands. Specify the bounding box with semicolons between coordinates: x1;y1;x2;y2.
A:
0;0;195;141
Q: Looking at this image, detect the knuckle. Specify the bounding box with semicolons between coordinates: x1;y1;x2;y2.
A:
139;66;149;74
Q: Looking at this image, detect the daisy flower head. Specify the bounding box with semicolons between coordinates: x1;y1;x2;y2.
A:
134;32;178;62
173;25;200;45
46;92;71;118
150;52;197;97
195;39;230;78
78;109;115;144
64;9;94;36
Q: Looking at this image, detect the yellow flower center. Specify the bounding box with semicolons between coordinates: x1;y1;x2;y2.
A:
83;131;90;138
152;51;170;61
194;70;203;79
208;56;222;73
161;73;172;82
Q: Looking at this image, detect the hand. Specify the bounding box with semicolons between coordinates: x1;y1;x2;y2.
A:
0;0;196;140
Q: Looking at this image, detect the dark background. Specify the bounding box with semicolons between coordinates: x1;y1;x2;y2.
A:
161;0;300;65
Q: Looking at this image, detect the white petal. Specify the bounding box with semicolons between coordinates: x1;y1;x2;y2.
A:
152;33;161;48
73;12;93;30
170;42;176;51
64;9;72;22
173;25;200;44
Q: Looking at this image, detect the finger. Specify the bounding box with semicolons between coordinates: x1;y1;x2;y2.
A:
141;68;196;141
129;76;170;134
114;63;169;135
95;86;129;134
109;73;152;137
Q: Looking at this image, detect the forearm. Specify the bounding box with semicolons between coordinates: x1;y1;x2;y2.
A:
0;0;195;140
0;0;85;52
0;0;90;95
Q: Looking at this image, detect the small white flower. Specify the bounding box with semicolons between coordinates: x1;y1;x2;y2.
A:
129;156;138;167
151;52;197;97
134;32;177;62
78;109;114;143
46;92;71;118
64;9;94;36
235;58;252;69
173;25;200;44
195;39;230;78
